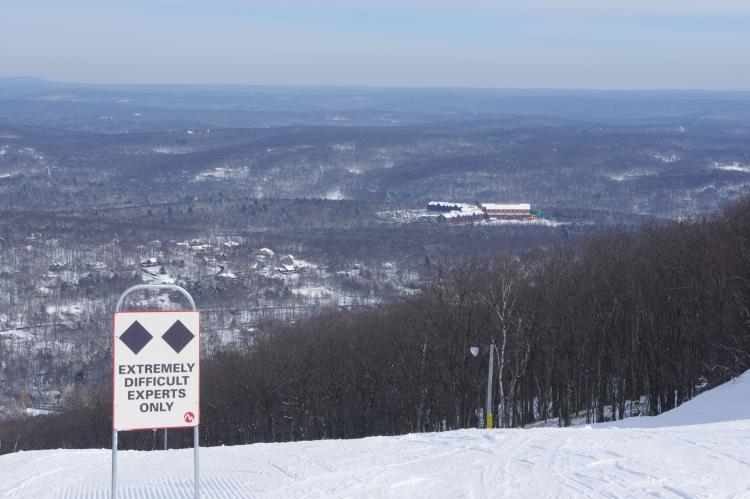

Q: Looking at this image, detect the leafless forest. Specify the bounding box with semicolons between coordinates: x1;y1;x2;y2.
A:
2;81;750;451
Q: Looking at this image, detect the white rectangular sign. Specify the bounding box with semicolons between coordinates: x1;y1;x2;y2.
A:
113;311;200;431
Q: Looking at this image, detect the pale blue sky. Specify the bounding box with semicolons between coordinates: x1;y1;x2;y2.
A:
2;0;749;89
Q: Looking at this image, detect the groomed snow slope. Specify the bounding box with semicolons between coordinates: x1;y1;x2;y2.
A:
2;374;750;498
598;370;750;428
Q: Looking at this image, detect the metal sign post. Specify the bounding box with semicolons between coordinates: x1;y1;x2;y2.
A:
486;342;494;429
112;284;200;499
469;342;496;429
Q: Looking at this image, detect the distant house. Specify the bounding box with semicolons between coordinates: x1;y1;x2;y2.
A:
141;257;159;268
480;203;532;220
190;244;214;254
48;262;69;273
277;264;298;275
278;255;298;274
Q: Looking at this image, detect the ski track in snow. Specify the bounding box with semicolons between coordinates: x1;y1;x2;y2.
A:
6;374;750;498
3;423;750;498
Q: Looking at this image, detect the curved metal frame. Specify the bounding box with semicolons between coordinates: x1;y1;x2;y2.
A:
112;284;200;499
115;284;196;313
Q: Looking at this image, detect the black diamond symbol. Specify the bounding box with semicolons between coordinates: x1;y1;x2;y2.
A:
120;321;153;355
162;320;194;353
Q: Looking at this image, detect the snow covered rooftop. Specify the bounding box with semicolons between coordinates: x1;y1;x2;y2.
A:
481;203;531;211
440;208;485;219
428;201;463;207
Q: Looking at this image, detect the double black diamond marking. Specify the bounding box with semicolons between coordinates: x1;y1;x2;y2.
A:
120;319;195;355
119;320;153;355
162;320;195;353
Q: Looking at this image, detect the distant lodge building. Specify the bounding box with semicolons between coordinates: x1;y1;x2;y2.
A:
427;201;466;213
430;201;536;224
439;207;486;224
480;203;532;220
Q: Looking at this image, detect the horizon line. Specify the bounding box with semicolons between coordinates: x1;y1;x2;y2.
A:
1;75;749;94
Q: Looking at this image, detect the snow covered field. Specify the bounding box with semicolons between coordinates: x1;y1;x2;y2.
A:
3;374;750;498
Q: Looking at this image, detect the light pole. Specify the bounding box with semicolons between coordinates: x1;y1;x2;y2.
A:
470;342;495;428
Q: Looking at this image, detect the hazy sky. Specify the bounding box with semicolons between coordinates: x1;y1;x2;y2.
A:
2;0;749;89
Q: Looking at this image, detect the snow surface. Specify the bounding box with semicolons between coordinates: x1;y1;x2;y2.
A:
3;373;750;498
598;370;750;428
324;189;347;200
608;171;656;182
714;161;750;173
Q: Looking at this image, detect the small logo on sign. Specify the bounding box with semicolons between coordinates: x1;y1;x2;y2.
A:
184;412;195;423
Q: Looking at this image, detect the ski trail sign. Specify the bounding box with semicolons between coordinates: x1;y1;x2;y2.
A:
113;311;200;431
